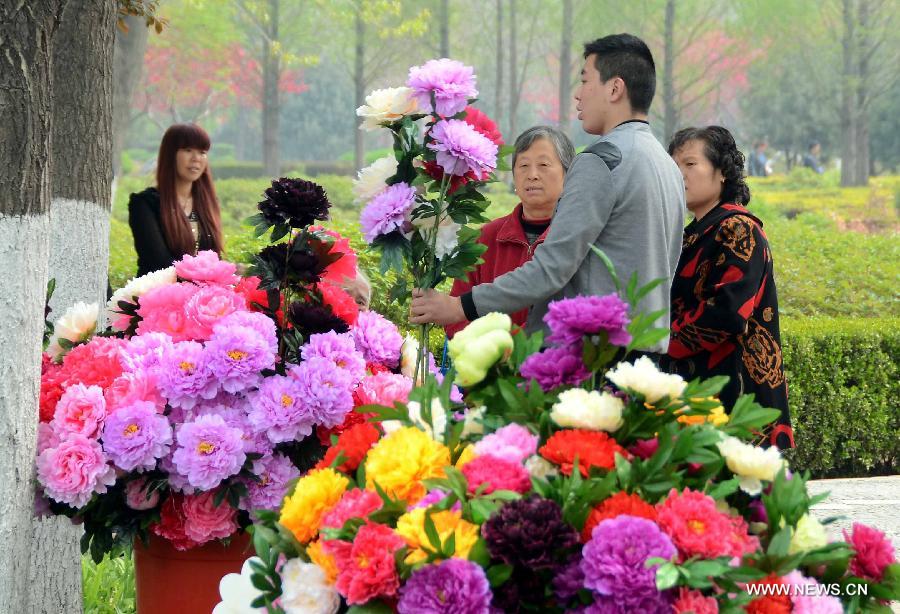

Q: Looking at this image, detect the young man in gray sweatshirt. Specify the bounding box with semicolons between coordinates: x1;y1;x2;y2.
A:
411;33;685;354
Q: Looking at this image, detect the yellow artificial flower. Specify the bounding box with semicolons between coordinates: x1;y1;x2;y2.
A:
676;399;729;427
455;444;476;469
789;514;828;554
395;507;479;564
365;426;450;504
279;468;349;543
307;539;338;585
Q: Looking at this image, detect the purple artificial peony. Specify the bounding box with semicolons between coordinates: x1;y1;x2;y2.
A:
240;453;299;512
119;331;174;374
580;515;675;604
407;58;478;117
248;373;314;444
351;310;403;368
205;323;276;394
398;558;492;614
545;294;631;347
171;414;246;490
519;345;591;391
102;400;173;471
585;592;673;614
410;489;462;513
553;554;585;603
213;311;278;355
198;399;273;456
156;340;218;409
473;423;539;464
428;119;498;179
288;356;355;428
158;451;192;493
359;182;417;243
482;496;579;571
301;330;366;383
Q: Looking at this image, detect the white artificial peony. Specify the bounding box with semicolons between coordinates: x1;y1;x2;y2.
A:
356;86;418;131
212;557;265;614
47;301;99;360
279;559;340;614
412;215;461;259
382;398;448;441
789;514;828;554
550;388;624;432
353;155;398;204
716;435;786;495
460;406;486;437
106;266;177;329
605;356;687;404
525;455;559;479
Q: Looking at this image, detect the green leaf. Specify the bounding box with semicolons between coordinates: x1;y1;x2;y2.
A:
655;562;679;590
486;564;514;587
467;537;491;566
347;601;395;614
768;526;792;557
590;245;621;291
423;511;442;551
706;477;740;500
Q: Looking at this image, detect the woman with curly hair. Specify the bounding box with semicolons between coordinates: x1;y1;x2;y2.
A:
128;123;224;277
662;126;793;449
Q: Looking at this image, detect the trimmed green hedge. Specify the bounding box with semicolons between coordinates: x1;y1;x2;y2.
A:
782;317;899;478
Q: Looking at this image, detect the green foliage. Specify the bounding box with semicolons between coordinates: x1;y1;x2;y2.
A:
82;550;135;614
782;317;900;478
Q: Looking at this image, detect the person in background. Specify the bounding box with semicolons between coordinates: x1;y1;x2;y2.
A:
444;125;575;338
342;268;372;311
801;140;825;174
663;125;793;449
128;123;224;277
747;140;769;177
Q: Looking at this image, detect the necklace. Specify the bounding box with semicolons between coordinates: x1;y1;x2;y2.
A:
178;194;193;216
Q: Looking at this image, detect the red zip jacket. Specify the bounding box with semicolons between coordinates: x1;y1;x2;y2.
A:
446;203;550;338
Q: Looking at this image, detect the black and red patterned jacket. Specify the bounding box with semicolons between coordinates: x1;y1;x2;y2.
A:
662;202;794;449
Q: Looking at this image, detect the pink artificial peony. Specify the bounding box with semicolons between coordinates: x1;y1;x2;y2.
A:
844;522;897;581
656;488;753;560
151;493;196;550
320;489;383;535
36;434;116;508
672;587;719;613
353;372;413;407
628;437;659;460
104;371;164;413
333;521;405;605
473;423;538;464
782;570;843;614
124;477;161;510
181;489;239;544
461;454;533;495
136;283;202;342
174;250;239;286
183;284;246;340
51;383;107;439
36;422;60;455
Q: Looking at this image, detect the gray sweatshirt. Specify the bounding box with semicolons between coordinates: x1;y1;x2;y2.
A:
464;121;685;352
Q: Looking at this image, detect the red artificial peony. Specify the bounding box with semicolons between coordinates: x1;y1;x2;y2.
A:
671;587;719;613
333;521;405;605
319;281;359;326
461;454;533;495
39;360;67;422
315;422;381;473
365;362;391;376
539;430;630;477
181;489;239;545
317;408;373;446
234;275;269;311
656;488;757;560
40;337;125;422
310;226;359;285
745;576;792;614
581;491;658;542
151;493;197;551
844;522;897;581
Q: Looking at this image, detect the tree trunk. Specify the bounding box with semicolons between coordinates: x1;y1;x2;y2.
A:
354;3;366;171
0;2;62;611
558;0;572;132
112;14;150;178
508;0;518;140
494;0;504;131
853;0;870;186
840;0;865;187
663;0;677;145
262;0;281;177
439;0;450;58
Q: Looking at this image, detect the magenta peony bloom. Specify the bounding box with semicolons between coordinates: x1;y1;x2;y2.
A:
102;399;173;471
398;558;492;614
213;311;277;355
474;423;538;464
407;58;478;117
587;592;673;613
289;356;355;428
844;522;897;581
135;282;202;342
545;294;631;347
181;489;239;544
124;477;160;510
241;453;299;512
782;571;842;614
461;454;532;494
36;434;117;508
174;250;239;286
205;323;276;394
581;515;676;601
410;489;461;513
183;284;246;340
248;374;314;444
359;182;416;243
171;414;246;490
428;119;498;179
199;400;272;456
301;331;366;384
352;311;403;368
519;345;591;391
51;383;107;439
156;340;218;409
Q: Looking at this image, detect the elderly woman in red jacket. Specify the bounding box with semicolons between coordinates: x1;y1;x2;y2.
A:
445;126;575;338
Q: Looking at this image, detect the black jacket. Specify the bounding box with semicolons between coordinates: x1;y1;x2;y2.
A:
127;187;215;277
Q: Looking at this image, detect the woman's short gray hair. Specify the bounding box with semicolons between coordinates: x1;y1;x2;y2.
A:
511;125;576;172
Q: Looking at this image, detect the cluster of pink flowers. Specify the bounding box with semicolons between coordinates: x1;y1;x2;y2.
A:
462;423;537;495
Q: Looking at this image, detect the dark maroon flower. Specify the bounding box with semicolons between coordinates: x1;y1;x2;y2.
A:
258;177;330;228
482;496;578;571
